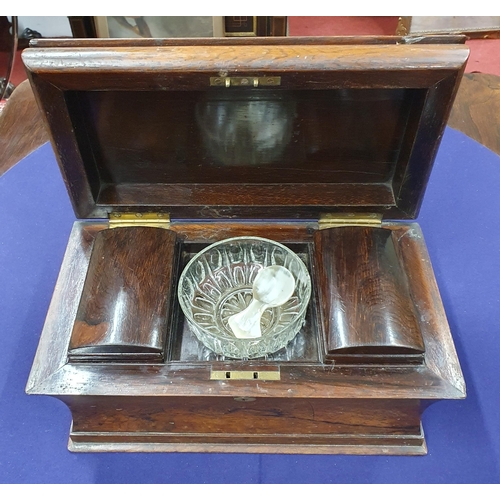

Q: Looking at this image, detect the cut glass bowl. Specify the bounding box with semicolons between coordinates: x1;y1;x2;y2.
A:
178;237;311;359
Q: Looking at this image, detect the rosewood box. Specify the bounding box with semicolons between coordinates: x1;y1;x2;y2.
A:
23;36;468;454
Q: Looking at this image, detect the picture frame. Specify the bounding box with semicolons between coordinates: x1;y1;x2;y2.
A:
68;16;287;39
223;16;257;36
93;16;224;38
224;16;287;37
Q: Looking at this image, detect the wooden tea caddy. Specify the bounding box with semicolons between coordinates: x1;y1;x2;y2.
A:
24;36;468;454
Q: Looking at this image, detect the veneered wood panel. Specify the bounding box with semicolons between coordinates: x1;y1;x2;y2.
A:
68;396;422;437
69;226;179;362
0;80;48;177
314;227;424;363
22;40;468;220
448;73;500;157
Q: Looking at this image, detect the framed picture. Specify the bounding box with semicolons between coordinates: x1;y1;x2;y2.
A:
223;16;287;37
223;16;257;36
68;16;287;39
93;16;224;38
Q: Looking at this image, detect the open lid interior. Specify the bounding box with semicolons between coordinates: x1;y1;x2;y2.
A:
23;37;468;220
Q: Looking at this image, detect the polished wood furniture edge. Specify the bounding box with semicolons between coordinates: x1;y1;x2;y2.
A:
394;224;465;393
314;226;425;361
67;430;427;455
7;72;496;183
0;79;48;176
448;73;500;157
23;44;469;75
22;42;468;220
68;227;179;362
26;220;465;400
30;35;467;48
5;70;497;199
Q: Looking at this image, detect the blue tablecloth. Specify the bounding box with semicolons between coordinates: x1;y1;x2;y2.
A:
1;127;499;483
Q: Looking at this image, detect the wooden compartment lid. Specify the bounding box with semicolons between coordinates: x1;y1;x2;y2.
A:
22;37;469;221
67;226;179;362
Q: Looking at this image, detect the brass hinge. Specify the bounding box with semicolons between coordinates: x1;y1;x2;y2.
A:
109;212;171;229
210;76;281;88
318;213;383;230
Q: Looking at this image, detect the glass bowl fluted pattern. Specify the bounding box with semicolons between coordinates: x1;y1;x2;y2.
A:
178;237;311;359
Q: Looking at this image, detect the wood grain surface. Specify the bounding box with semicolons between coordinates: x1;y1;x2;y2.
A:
17;37;469;454
2;73;497;181
22;41;467;219
65;394;425;454
23;44;468;88
29;34;466;48
448;72;500;157
28;220;464;400
3;41;499;186
0;79;47;176
25;220;465;454
314;226;424;363
69;226;179;362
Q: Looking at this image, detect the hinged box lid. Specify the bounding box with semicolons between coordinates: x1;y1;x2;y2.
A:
23;36;468;221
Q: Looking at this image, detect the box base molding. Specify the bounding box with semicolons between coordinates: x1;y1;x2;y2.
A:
68;426;427;455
